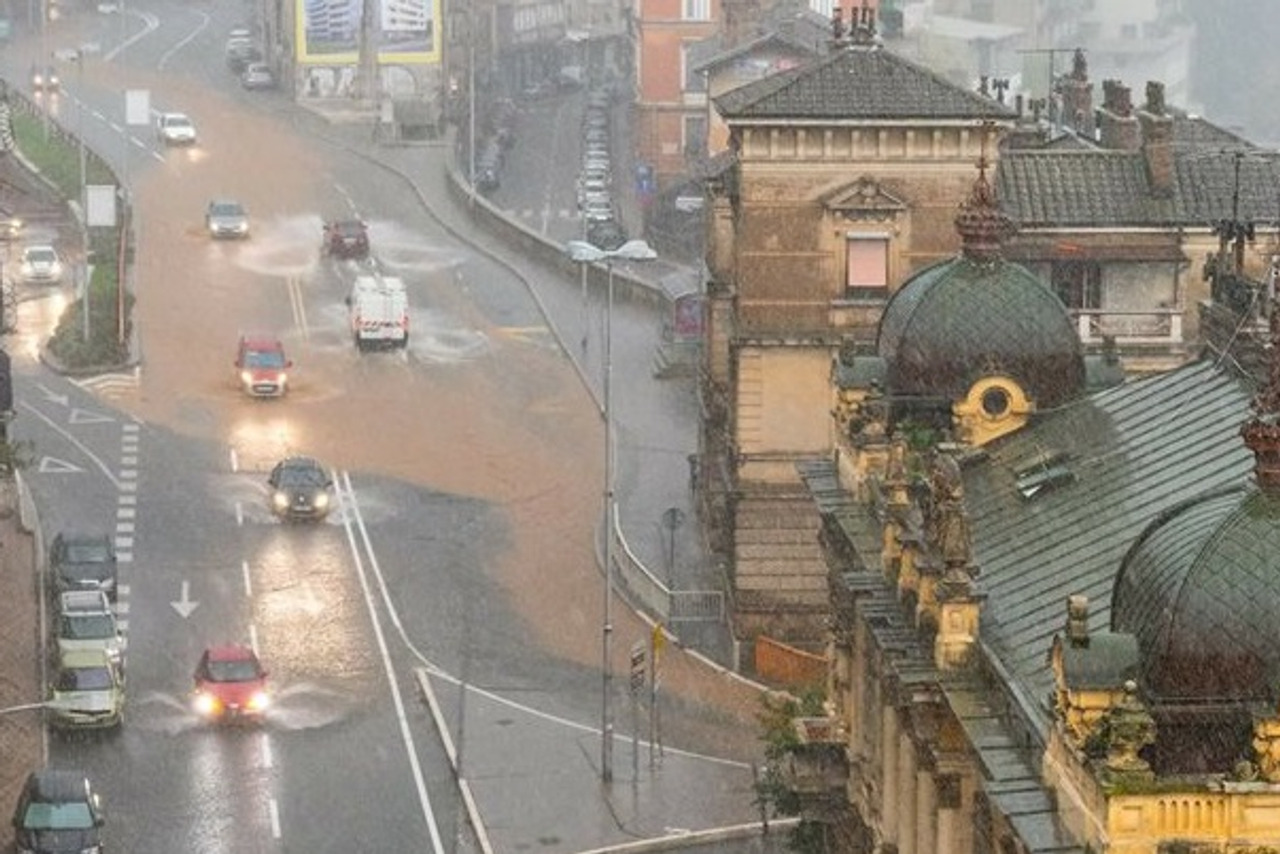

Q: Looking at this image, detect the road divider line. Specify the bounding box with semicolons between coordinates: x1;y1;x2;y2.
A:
287;276;310;342
335;472;445;854
268;797;281;839
234;501;243;527
229;447;239;473
249;623;259;657
242;560;252;598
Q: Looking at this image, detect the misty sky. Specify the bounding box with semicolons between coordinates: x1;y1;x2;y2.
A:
1189;3;1280;146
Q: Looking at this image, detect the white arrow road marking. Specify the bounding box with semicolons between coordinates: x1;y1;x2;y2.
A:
68;408;115;425
34;384;69;406
170;580;199;618
38;456;84;473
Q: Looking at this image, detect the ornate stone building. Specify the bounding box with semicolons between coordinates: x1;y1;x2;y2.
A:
786;174;1280;853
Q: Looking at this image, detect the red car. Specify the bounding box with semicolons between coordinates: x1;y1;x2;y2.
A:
235;334;291;398
322;219;370;260
192;644;270;722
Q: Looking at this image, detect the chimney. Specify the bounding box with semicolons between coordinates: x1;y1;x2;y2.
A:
829;6;847;48
1067;595;1089;648
1138;81;1174;197
722;0;763;49
1058;48;1094;137
1096;79;1140;151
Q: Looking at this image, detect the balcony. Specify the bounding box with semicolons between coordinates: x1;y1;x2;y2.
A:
782;717;849;804
1070;306;1191;372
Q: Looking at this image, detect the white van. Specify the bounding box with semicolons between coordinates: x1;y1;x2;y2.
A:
347;274;408;351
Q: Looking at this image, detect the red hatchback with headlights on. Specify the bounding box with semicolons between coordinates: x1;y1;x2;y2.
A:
235;334;291;398
193;644;269;723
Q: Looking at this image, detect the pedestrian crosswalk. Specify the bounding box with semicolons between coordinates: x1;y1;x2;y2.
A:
506;207;584;222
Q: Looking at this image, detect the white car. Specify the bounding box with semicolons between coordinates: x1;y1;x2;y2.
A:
18;244;62;284
157;112;197;146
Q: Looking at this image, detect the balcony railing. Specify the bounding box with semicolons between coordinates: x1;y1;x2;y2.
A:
1070;307;1183;346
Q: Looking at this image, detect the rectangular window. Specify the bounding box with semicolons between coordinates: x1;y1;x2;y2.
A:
682;43;705;93
1052;261;1101;309
683;0;710;22
845;235;889;299
683;114;707;160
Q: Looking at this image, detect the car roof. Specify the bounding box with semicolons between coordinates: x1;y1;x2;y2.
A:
59;591;111;612
22;243;56;253
205;644;258;662
26;770;92;802
56;531;111;545
278;455;324;470
163;112;191;121
328;218;366;229
239;334;283;349
59;649;113;669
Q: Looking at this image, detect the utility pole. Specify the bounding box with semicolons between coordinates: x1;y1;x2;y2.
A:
356;0;378;105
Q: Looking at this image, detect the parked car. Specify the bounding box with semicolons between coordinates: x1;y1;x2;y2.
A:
234;334;291;398
156;111;197;146
206;199;249;239
192;644;269;722
267;456;333;521
322;218;370;259
587;219;628;252
50;532;118;602
241;62;275;90
18;243;63;284
55;590;123;666
49;648;124;731
225;37;260;72
11;770;105;854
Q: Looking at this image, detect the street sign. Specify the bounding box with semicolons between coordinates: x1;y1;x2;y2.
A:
629;640;646;695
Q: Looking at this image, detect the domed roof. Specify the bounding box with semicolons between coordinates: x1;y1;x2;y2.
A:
877;256;1085;406
1111;487;1280;703
876;162;1085;407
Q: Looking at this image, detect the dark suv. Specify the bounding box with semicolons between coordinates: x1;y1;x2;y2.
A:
11;769;105;854
322;219;370;260
50;532;118;602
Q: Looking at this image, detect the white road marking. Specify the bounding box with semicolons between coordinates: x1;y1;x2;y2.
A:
234;501;243;527
249;623;259;657
38;456;84;474
229;447;239;473
121;455;137;466
268;798;281;839
242;560;252;597
118;494;136;506
261;733;273;769
118;468;137;480
156;10;209;70
20;403;120;488
115;522;134;534
68;408;114;425
336;473;445;854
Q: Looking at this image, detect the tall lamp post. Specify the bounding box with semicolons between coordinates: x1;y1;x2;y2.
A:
564;237;656;784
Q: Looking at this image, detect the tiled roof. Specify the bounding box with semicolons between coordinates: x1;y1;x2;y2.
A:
714;42;1017;122
961;359;1255;723
998;116;1280;228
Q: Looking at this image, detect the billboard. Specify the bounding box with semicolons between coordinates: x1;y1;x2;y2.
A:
296;0;440;65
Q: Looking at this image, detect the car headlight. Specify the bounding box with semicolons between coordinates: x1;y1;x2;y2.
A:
247;691;270;711
19;263;31;276
313;492;329;509
240;370;253;385
50;262;62;277
272;491;289;509
193;692;220;716
277;372;288;385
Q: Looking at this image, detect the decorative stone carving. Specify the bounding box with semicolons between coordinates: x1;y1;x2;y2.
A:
1104;681;1155;778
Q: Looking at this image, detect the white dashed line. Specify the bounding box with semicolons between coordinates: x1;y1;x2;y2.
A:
229;448;239;473
118;494;136;506
249;623;259;656
268;798;281;839
242;560;252;597
261;733;273;769
234;501;243;527
114;536;133;550
117;507;135;520
116;522;134;534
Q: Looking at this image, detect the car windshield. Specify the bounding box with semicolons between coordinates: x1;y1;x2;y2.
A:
25;248;55;263
22;802;93;830
334;222;364;237
207;658;260;682
166;116;192;129
211;203;244;217
57;666;113;691
244;349;285;369
60;614;115;640
63;543;110;563
275;462;326;487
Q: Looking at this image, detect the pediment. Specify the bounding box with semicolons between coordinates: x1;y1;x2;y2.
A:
822;176;908;215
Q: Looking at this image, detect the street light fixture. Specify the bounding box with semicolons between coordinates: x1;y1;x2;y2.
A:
564;237;656;784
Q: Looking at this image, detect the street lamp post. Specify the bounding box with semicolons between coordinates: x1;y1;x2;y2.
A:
565;238;656;784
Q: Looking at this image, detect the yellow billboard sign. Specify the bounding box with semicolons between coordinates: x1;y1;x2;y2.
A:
296;0;441;65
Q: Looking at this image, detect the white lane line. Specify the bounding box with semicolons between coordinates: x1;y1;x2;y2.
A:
249;623;259;657
118;468;137;480
234;501;243;527
156;10;210;70
19;402;121;489
121;455;137;466
268;798;281;839
122;422;140;433
241;560;252;597
118;494;136;506
117;507;135;520
229;447;239;473
337;473;445;854
261;733;273;769
118;481;136;493
116;522;134;534
114;536;133;550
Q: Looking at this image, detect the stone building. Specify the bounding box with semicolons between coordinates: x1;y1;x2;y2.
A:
784;172;1280;853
